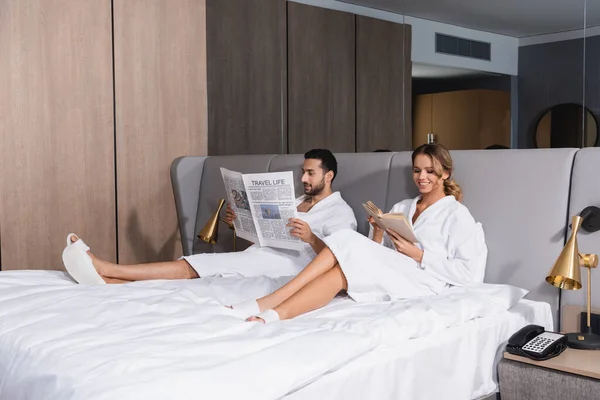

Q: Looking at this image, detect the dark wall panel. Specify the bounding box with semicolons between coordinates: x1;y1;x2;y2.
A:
583;36;600;135
207;0;286;155
518;39;585;148
356;16;411;152
287;2;356;153
413;75;512;96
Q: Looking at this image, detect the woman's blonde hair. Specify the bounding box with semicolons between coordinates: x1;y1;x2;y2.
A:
411;143;463;202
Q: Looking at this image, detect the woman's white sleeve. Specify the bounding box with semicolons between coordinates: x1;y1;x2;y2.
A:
419;216;488;286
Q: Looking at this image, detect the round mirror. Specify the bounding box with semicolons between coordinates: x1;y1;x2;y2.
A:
535;104;598;148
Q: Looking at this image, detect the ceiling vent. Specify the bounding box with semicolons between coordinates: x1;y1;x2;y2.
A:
435;33;491;61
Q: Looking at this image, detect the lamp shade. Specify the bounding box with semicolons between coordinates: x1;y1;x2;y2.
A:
198;199;226;245
546;215;583;290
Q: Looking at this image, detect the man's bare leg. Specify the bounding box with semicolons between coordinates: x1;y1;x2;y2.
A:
69;235;199;283
104;277;133;284
248;265;347;322
251;247;339;312
95;258;198;282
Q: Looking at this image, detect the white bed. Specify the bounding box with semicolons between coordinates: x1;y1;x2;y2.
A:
286;299;552;400
0;270;551;400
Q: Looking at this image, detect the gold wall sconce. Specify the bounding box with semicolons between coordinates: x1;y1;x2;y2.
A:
546;214;600;349
198;198;236;251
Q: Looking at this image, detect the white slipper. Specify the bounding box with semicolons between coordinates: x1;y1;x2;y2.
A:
252;309;280;324
62;233;105;285
230;299;260;317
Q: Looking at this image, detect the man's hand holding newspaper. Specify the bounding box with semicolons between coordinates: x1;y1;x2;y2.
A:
287;218;317;245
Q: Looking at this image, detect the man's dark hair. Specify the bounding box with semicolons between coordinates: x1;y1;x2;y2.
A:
304;149;337;183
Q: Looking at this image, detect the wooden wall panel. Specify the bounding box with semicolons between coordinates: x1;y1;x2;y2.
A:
536;112;552;148
206;0;286;155
413;90;510;150
412;94;433;148
114;0;207;264
0;0;116;270
287;2;355;153
356;16;410;152
432;90;480;149
478;89;511;149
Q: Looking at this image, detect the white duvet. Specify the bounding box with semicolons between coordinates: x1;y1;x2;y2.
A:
0;270;527;400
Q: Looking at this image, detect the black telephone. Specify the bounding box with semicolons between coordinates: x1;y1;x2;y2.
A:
506;324;568;361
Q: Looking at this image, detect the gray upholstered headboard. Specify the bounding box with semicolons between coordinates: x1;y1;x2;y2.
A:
171;149;581;325
564;148;600;310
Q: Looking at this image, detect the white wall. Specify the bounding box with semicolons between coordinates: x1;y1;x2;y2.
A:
407;16;518;75
288;0;519;75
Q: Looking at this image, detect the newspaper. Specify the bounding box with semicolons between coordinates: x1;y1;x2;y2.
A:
220;168;303;250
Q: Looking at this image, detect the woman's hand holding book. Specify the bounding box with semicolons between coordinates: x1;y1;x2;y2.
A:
386;228;424;263
368;215;385;243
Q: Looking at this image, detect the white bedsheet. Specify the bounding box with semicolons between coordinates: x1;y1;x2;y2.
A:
286;299;553;400
0;270;532;400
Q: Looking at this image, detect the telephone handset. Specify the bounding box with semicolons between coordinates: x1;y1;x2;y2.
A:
506;324;568;361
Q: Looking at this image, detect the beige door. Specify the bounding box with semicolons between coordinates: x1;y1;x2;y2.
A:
413;89;511;150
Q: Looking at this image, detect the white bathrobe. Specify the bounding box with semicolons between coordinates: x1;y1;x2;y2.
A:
184;191;357;279
323;195;488;302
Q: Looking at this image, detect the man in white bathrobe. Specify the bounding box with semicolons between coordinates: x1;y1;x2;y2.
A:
62;149;357;284
185;149;357;279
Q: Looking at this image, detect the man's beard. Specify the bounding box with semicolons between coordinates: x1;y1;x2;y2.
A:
304;177;325;196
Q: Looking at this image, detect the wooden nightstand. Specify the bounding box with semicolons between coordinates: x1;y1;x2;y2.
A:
498;349;600;400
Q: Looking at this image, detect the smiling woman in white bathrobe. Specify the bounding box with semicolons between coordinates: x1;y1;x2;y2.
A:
234;143;488;323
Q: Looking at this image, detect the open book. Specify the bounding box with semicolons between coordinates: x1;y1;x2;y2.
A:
220;168;303;251
362;201;419;244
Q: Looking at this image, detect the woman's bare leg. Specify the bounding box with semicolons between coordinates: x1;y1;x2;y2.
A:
69;235;199;282
253;247;339;312
248;265;347;322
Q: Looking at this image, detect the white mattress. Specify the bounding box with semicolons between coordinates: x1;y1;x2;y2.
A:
286;299;553;400
0;270;552;400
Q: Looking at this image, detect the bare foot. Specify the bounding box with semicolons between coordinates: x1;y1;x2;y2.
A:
69;234;111;283
246;316;266;323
